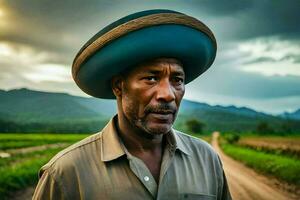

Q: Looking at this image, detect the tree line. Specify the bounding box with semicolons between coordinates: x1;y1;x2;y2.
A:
0;117;299;134
185;118;300;135
0;118;107;133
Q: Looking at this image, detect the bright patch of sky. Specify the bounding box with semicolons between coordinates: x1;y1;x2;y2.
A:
242;61;300;77
23;64;71;83
237;37;300;76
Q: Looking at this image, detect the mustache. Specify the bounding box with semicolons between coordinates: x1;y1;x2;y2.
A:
144;103;177;114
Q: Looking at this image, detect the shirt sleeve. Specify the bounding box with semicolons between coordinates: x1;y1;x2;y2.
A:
32;169;65;200
220;170;232;200
216;155;232;200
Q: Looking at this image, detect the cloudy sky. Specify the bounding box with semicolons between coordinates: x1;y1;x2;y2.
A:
0;0;300;114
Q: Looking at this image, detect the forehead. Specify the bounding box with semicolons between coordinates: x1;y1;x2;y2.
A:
129;58;185;75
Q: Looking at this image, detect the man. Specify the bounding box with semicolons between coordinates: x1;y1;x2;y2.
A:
33;9;232;200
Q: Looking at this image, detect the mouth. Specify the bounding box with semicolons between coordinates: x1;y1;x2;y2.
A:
147;111;174;122
151;110;174;114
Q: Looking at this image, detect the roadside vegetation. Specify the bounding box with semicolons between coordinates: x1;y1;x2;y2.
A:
220;133;300;186
0;147;65;199
182;118;212;143
0;133;89;199
236;134;300;159
0;133;89;150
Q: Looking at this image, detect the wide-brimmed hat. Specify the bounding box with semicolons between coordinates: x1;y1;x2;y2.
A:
72;9;217;99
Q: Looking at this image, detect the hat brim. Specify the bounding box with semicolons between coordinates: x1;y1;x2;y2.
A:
75;24;216;99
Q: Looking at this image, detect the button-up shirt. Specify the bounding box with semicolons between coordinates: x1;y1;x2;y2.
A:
33;116;231;200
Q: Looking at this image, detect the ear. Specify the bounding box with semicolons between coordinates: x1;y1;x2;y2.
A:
111;75;123;98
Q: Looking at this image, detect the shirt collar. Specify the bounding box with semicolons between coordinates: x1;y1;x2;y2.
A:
169;128;191;156
100;115;126;162
100;115;190;162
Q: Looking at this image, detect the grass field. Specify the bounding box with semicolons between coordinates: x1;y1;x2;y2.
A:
220;134;300;186
237;135;300;159
0;147;65;198
0;133;89;150
0;133;89;199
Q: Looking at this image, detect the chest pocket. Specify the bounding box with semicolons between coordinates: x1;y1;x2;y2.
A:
180;193;216;200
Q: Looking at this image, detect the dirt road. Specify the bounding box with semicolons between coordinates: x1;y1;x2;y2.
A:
212;132;299;200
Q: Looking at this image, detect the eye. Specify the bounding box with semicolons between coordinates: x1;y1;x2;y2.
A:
144;76;157;82
172;77;184;85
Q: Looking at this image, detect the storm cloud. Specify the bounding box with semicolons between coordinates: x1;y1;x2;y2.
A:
1;0;299;114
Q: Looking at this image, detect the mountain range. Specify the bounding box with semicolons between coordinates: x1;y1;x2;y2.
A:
0;88;299;133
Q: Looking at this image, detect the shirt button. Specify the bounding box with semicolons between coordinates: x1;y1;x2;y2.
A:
144;176;150;182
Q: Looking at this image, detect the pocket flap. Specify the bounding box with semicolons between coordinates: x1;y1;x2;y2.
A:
180;193;216;200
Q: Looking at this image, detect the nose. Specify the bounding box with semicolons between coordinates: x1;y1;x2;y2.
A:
156;79;175;102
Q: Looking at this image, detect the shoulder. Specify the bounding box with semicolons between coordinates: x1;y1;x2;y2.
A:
39;132;103;177
173;129;220;162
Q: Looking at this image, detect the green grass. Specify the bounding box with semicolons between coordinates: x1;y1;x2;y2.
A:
0;147;64;199
0;133;89;150
234;134;300;159
0;133;90;140
237;142;300;159
0;133;91;199
0;144;69;168
221;143;300;185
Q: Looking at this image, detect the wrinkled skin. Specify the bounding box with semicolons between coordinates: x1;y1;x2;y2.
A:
112;58;185;138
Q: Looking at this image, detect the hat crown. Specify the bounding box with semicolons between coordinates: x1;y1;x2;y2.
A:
76;9;182;59
72;9;217;98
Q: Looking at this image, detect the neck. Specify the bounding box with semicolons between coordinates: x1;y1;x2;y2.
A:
115;113;165;154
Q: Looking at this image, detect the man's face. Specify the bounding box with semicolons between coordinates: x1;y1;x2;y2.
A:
118;58;185;136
